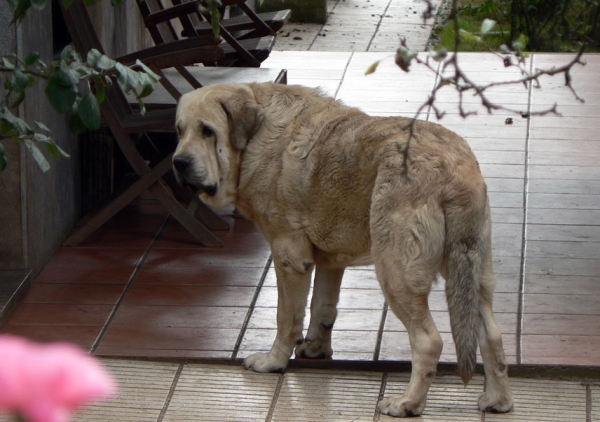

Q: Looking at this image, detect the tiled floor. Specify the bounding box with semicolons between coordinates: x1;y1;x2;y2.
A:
0;360;594;421
1;52;599;422
2;1;600;418
2;51;600;368
273;0;439;52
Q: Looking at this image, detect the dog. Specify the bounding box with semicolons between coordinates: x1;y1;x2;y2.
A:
172;82;514;417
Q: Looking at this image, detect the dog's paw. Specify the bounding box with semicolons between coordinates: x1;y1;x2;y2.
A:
243;352;288;373
377;397;425;418
295;338;333;360
478;391;514;413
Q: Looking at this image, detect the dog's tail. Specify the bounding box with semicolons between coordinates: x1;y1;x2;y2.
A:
444;197;489;386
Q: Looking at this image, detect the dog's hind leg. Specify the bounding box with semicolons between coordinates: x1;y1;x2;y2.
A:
476;243;514;413
244;235;314;373
372;204;445;417
296;266;345;359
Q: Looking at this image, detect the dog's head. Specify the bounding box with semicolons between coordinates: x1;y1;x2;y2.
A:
173;84;263;208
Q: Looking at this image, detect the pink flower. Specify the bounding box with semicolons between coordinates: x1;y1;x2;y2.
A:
0;335;117;422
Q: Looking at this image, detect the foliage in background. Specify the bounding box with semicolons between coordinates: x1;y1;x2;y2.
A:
0;45;160;172
437;0;600;52
0;0;223;173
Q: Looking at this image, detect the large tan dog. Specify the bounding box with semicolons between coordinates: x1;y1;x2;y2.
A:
173;83;513;417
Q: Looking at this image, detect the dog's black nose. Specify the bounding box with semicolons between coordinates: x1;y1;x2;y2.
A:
203;184;217;196
173;156;191;172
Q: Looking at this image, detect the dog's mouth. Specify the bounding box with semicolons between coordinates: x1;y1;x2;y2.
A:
199;183;218;196
180;179;218;197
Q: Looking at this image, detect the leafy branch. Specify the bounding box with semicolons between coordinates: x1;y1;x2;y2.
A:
365;0;587;172
1;0;224;173
0;45;160;172
388;0;585;118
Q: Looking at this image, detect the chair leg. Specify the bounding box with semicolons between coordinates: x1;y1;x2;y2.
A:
63;155;174;246
189;198;231;230
164;173;230;230
109;129;223;246
149;179;224;247
238;2;275;35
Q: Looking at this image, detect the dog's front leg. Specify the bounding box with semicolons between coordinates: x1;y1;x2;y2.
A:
296;266;344;359
244;235;314;373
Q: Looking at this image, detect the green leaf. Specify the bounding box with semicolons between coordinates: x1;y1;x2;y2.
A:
74;63;93;77
2;57;15;69
0;120;16;137
211;8;221;37
50;140;70;158
87;49;116;70
61;0;73;8
60;44;76;62
68;110;87;134
137;73;155;98
0;107;33;135
97;55;116;71
12;68;30;93
499;44;511;54
23;139;50;172
0;143;7;172
33;133;69;159
45;75;78;113
459;29;482;44
30;0;46;10
513;34;528;51
36;58;48;71
34;121;51;132
43;141;59;158
92;76;106;104
480;19;496;34
11;92;26;108
78;93;102;130
33;132;51;143
7;0;18;13
87;49;102;68
115;63;140;92
10;0;32;24
59;61;80;86
365;60;381;75
137;97;146;116
134;59;160;81
23;51;40;66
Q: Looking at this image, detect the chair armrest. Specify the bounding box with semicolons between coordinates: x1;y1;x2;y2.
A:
122;107;177;133
116;38;224;70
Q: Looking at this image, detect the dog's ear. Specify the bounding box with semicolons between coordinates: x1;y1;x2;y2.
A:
220;90;263;150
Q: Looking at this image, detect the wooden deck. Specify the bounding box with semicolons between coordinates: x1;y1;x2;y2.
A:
0;51;598;421
2;50;599;366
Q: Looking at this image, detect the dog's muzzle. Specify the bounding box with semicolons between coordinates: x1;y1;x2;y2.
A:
172;156;218;196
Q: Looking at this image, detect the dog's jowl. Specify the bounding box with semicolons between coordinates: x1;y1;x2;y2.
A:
174;83;514;417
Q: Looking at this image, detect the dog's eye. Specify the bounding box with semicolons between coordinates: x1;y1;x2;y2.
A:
203;126;213;138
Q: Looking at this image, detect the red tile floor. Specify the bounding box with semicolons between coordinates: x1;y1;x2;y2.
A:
2;52;600;371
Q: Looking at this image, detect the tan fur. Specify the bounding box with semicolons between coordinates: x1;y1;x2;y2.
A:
174;83;513;417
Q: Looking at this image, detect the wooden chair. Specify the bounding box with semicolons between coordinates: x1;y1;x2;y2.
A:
59;0;286;247
178;1;291;39
138;0;290;67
